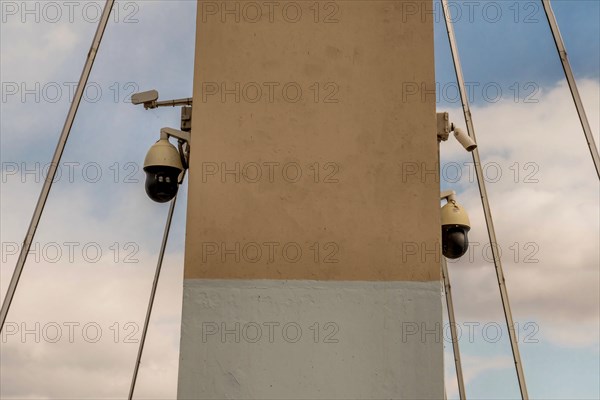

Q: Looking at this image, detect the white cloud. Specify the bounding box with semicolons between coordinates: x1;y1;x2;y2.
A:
1;2;194;398
0;164;186;398
1;1;598;397
444;352;514;399
441;79;599;349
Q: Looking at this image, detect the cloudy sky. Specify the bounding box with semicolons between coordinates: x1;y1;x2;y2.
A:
1;1;598;399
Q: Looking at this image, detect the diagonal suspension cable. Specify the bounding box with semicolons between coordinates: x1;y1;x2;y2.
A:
128;171;185;400
440;0;529;398
541;0;600;179
442;257;466;400
0;0;115;332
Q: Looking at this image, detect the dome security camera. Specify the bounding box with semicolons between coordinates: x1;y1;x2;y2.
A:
143;138;184;203
441;191;471;259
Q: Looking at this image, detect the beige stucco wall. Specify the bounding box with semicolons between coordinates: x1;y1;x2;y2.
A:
178;2;442;397
184;0;439;282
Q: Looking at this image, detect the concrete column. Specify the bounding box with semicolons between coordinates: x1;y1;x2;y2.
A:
178;1;442;398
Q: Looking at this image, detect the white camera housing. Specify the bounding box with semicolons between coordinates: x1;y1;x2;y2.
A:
453;127;477;152
436;113;477;152
131;90;159;106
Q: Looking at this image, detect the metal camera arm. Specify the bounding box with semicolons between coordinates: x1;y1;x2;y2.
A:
131;90;193;132
131;89;192;110
160;127;190;179
160;127;190;144
440;190;456;203
143;97;193;110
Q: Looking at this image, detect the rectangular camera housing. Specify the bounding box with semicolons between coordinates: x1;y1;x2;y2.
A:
131;89;159;105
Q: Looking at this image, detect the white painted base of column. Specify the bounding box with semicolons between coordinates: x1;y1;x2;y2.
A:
177;280;443;399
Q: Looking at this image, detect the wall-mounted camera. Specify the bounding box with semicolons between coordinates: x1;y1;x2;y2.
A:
131;90;192;203
440;190;471;259
437;112;477;152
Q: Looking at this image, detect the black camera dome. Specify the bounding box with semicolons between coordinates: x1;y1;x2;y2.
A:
442;225;470;259
144;166;180;203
